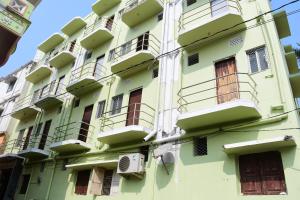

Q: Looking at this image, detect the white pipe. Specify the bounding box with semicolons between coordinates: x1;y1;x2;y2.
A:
144;130;158;142
154;134;181;144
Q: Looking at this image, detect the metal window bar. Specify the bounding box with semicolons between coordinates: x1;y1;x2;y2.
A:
109;33;160;63
68;61;107;85
84;17;116;37
53;122;95;144
179;0;242;30
177;73;258;113
99;103;155;132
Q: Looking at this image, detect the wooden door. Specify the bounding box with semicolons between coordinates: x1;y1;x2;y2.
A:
78;105;94;142
23;126;33;150
215;58;239;104
126;88;143;126
38;120;51;150
55;76;65;95
69;40;76;52
93;55;105;78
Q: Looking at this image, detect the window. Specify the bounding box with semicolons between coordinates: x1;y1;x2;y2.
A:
141;146;150;162
108;49;116;62
34;123;43;137
19;174;30;194
118;9;124;18
153;68;159;79
121;41;132;56
57;106;62;114
6;80;16;93
40;162;45;172
110;94;123;115
84;51;92;62
239;151;286;195
0;109;3;117
96;100;106;118
158;12;163;21
75;170;91;195
90;168;120;196
193;137;207;156
102;170;114;195
247;46;268;73
188;53;199;66
74;98;80;108
16;129;25;147
187;0;196;6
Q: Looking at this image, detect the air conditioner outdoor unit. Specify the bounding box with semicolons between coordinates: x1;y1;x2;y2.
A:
117;153;145;179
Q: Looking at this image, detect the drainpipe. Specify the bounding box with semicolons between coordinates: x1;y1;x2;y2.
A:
255;1;284;104
45;158;57;200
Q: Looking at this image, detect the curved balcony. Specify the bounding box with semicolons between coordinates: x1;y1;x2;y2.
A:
80;17;115;50
66;62;106;97
26;61;52;84
38;33;65;53
49;42;80;68
177;73;261;130
122;0;163;27
50;122;94;154
32;81;65;110
11;95;40;120
92;0;121;16
18;135;52;160
61;17;87;37
178;0;244;49
97;103;155;145
109;33;160;77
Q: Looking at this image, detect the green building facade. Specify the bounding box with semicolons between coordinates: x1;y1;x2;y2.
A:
1;0;300;199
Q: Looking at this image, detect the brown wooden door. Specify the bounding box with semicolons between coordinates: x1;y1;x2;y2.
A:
78;105;94;142
215;58;239;104
239;151;286;195
93;55;105;78
126;88;143;126
23;126;33;150
39;120;52;150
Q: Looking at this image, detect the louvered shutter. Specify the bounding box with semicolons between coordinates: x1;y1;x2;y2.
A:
90;167;105;196
260;152;286;195
239;154;262;195
110;170;121;196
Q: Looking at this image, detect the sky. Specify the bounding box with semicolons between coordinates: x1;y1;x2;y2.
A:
0;0;299;77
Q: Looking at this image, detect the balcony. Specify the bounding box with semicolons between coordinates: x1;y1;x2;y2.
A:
110;33;160;77
50;122;94;154
61;17;87;37
66;62;106;97
92;0;121;16
26;60;52;84
176;73;261;130
32;81;65;110
122;0;163;27
18;135;51;160
97;103;155;145
178;0;244;49
49;42;80;68
273;11;291;39
0;139;21;155
11;95;40;120
285;45;299;74
38;33;65;53
80;17;115;50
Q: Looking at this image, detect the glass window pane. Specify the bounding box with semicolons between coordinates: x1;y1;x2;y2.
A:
248;52;258;73
257;48;268;71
